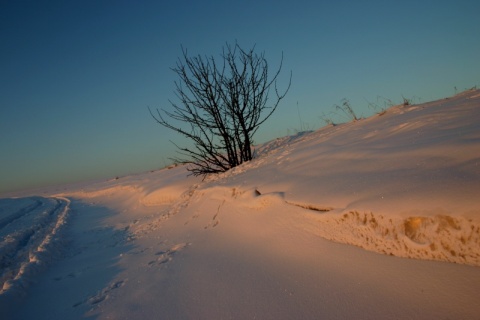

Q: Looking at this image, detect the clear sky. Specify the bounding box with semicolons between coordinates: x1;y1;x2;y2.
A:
1;0;479;195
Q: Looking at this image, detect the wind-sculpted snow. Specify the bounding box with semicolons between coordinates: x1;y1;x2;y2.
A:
300;208;480;266
198;89;480;266
0;196;70;298
174;184;480;266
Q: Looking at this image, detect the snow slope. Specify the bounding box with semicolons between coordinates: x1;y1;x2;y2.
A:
232;89;480;266
1;89;479;319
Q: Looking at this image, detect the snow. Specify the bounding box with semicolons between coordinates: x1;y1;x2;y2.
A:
0;197;70;304
1;89;480;319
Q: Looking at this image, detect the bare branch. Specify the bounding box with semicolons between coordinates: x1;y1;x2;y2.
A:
150;42;291;176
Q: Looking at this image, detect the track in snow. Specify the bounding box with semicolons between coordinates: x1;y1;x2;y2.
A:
0;196;70;297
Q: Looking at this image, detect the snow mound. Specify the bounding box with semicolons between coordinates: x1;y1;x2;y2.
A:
57;88;479;267
197;88;480;266
141;186;186;206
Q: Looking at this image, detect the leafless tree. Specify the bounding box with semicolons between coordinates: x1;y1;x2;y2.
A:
150;43;291;176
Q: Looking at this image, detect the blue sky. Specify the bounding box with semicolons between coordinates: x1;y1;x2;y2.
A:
1;0;479;194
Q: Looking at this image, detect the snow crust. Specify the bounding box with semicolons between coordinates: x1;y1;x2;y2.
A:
1;89;480;319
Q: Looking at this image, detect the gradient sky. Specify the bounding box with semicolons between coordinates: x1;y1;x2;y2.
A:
1;0;479;195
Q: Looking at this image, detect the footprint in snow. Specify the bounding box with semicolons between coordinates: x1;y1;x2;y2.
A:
73;279;126;308
147;243;190;267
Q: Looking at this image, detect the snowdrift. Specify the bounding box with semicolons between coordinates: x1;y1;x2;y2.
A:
199;88;480;266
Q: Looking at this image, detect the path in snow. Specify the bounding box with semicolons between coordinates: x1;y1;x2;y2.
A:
1;198;134;319
0;197;70;306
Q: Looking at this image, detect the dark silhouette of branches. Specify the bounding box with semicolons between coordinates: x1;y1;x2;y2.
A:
150;42;291;176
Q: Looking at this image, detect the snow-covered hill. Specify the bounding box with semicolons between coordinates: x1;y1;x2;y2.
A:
1;89;480;319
